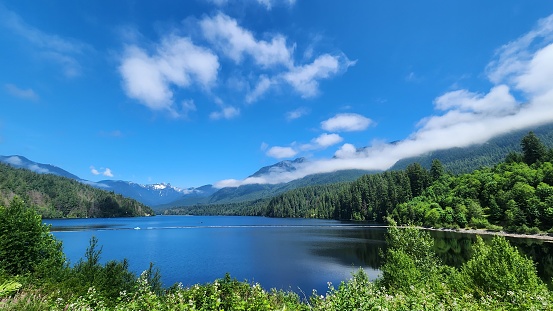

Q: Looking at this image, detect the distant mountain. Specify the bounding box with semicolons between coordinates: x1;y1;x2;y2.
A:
97;180;217;206
0;155;81;180
250;157;307;177
158;159;374;210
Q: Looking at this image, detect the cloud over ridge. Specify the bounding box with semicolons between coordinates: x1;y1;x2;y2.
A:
215;13;553;188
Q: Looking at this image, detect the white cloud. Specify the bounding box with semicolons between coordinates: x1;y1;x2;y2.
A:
334;143;358;159
313;133;343;148
515;43;553;96
200;13;292;68
29;164;49;174
4;84;39;101
119;36;219;116
90;166;113;177
90;166;100;175
256;0;296;10
0;5;88;77
5;156;23;166
214;13;553;188
299;133;343;151
268;132;342;156
433;85;517;115
283;54;354;98
200;13;353;102
204;0;295;10
266;146;298;158
286;107;309;121
321;113;373;132
246;75;274;103
103;168;114;177
486;14;553;85
210;106;240;120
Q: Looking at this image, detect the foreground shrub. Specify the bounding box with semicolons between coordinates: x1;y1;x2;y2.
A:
461;235;548;300
0;197;65;278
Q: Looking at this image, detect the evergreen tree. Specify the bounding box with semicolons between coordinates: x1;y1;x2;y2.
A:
430;159;445;181
521;131;546;165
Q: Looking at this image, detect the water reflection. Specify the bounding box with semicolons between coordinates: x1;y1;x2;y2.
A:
311;227;386;269
45;217;553;290
429;231;553;285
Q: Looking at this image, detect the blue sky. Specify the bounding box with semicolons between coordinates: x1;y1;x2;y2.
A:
2;1;553;188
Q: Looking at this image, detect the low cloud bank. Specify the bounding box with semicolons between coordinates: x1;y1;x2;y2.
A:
214;14;553;189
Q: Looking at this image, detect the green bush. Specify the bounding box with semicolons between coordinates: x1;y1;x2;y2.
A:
461;235;547;300
56;236;137;306
379;226;446;293
0;197;66;278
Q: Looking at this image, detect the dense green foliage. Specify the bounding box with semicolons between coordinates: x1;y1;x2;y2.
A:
2;202;552;310
262;165;421;222
0;198;66;277
392;133;553;232
311;226;551;311
0;163;153;218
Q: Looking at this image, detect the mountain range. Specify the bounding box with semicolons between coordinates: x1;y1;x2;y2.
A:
0;155;371;210
3;122;553;212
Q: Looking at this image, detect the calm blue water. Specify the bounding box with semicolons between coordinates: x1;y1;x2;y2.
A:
45;216;386;293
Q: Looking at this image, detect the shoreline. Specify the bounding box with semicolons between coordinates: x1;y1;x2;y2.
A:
414;226;553;243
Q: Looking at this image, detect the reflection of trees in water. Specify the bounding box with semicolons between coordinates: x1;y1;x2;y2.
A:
430;231;476;268
310;227;386;269
311;227;553;285
505;237;553;287
430;231;553;285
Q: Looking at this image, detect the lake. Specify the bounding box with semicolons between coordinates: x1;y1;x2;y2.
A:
45;216;553;293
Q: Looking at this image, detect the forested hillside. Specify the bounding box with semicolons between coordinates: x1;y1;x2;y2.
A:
392;132;553;233
263;163;427;221
264;132;553;233
0;163;153;218
172;132;553;235
164;198;271;216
